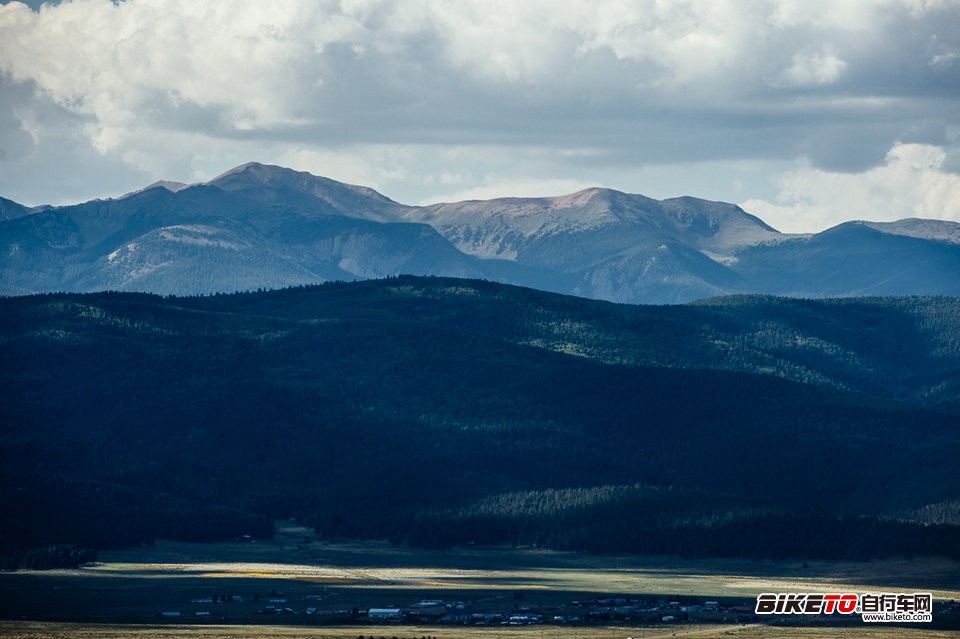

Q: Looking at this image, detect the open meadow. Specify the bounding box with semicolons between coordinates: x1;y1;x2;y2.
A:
1;523;958;636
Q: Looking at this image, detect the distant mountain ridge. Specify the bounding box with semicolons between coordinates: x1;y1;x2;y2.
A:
0;196;34;221
2;162;959;302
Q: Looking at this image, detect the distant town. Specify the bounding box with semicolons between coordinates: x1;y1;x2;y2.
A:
157;590;960;627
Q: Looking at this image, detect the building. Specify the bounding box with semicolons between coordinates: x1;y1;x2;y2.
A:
368;608;403;621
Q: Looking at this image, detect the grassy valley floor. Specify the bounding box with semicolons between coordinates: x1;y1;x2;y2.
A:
1;524;958;634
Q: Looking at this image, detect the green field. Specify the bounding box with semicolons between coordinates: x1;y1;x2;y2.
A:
1;523;958;636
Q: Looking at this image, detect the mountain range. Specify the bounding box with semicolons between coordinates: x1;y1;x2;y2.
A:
3;162;959;302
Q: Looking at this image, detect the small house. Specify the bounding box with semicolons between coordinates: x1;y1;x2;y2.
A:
368;608;403;621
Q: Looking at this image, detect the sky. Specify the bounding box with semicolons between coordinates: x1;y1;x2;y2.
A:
1;1;959;233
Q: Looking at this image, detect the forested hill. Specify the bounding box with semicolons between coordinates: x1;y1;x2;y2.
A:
2;277;960;563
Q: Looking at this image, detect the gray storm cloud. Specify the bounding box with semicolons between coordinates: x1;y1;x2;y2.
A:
0;0;958;231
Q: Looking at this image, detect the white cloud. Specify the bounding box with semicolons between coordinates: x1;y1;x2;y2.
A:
5;0;942;136
0;0;342;133
768;0;882;29
0;0;958;229
778;47;848;87
741;143;960;232
930;49;960;67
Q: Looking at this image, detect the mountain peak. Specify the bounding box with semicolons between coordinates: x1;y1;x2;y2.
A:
544;186;627;209
0;196;31;221
206;163;400;214
3;165;959;303
129;180;193;197
207;161;290;186
860;218;960;245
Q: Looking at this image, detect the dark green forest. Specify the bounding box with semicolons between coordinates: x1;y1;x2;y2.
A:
2;276;960;566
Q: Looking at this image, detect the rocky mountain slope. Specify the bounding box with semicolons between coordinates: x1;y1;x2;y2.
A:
2;163;959;302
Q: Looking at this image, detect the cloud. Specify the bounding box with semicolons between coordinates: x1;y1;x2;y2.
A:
0;0;958;230
5;0;952;134
777;47;848;87
741;143;960;233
